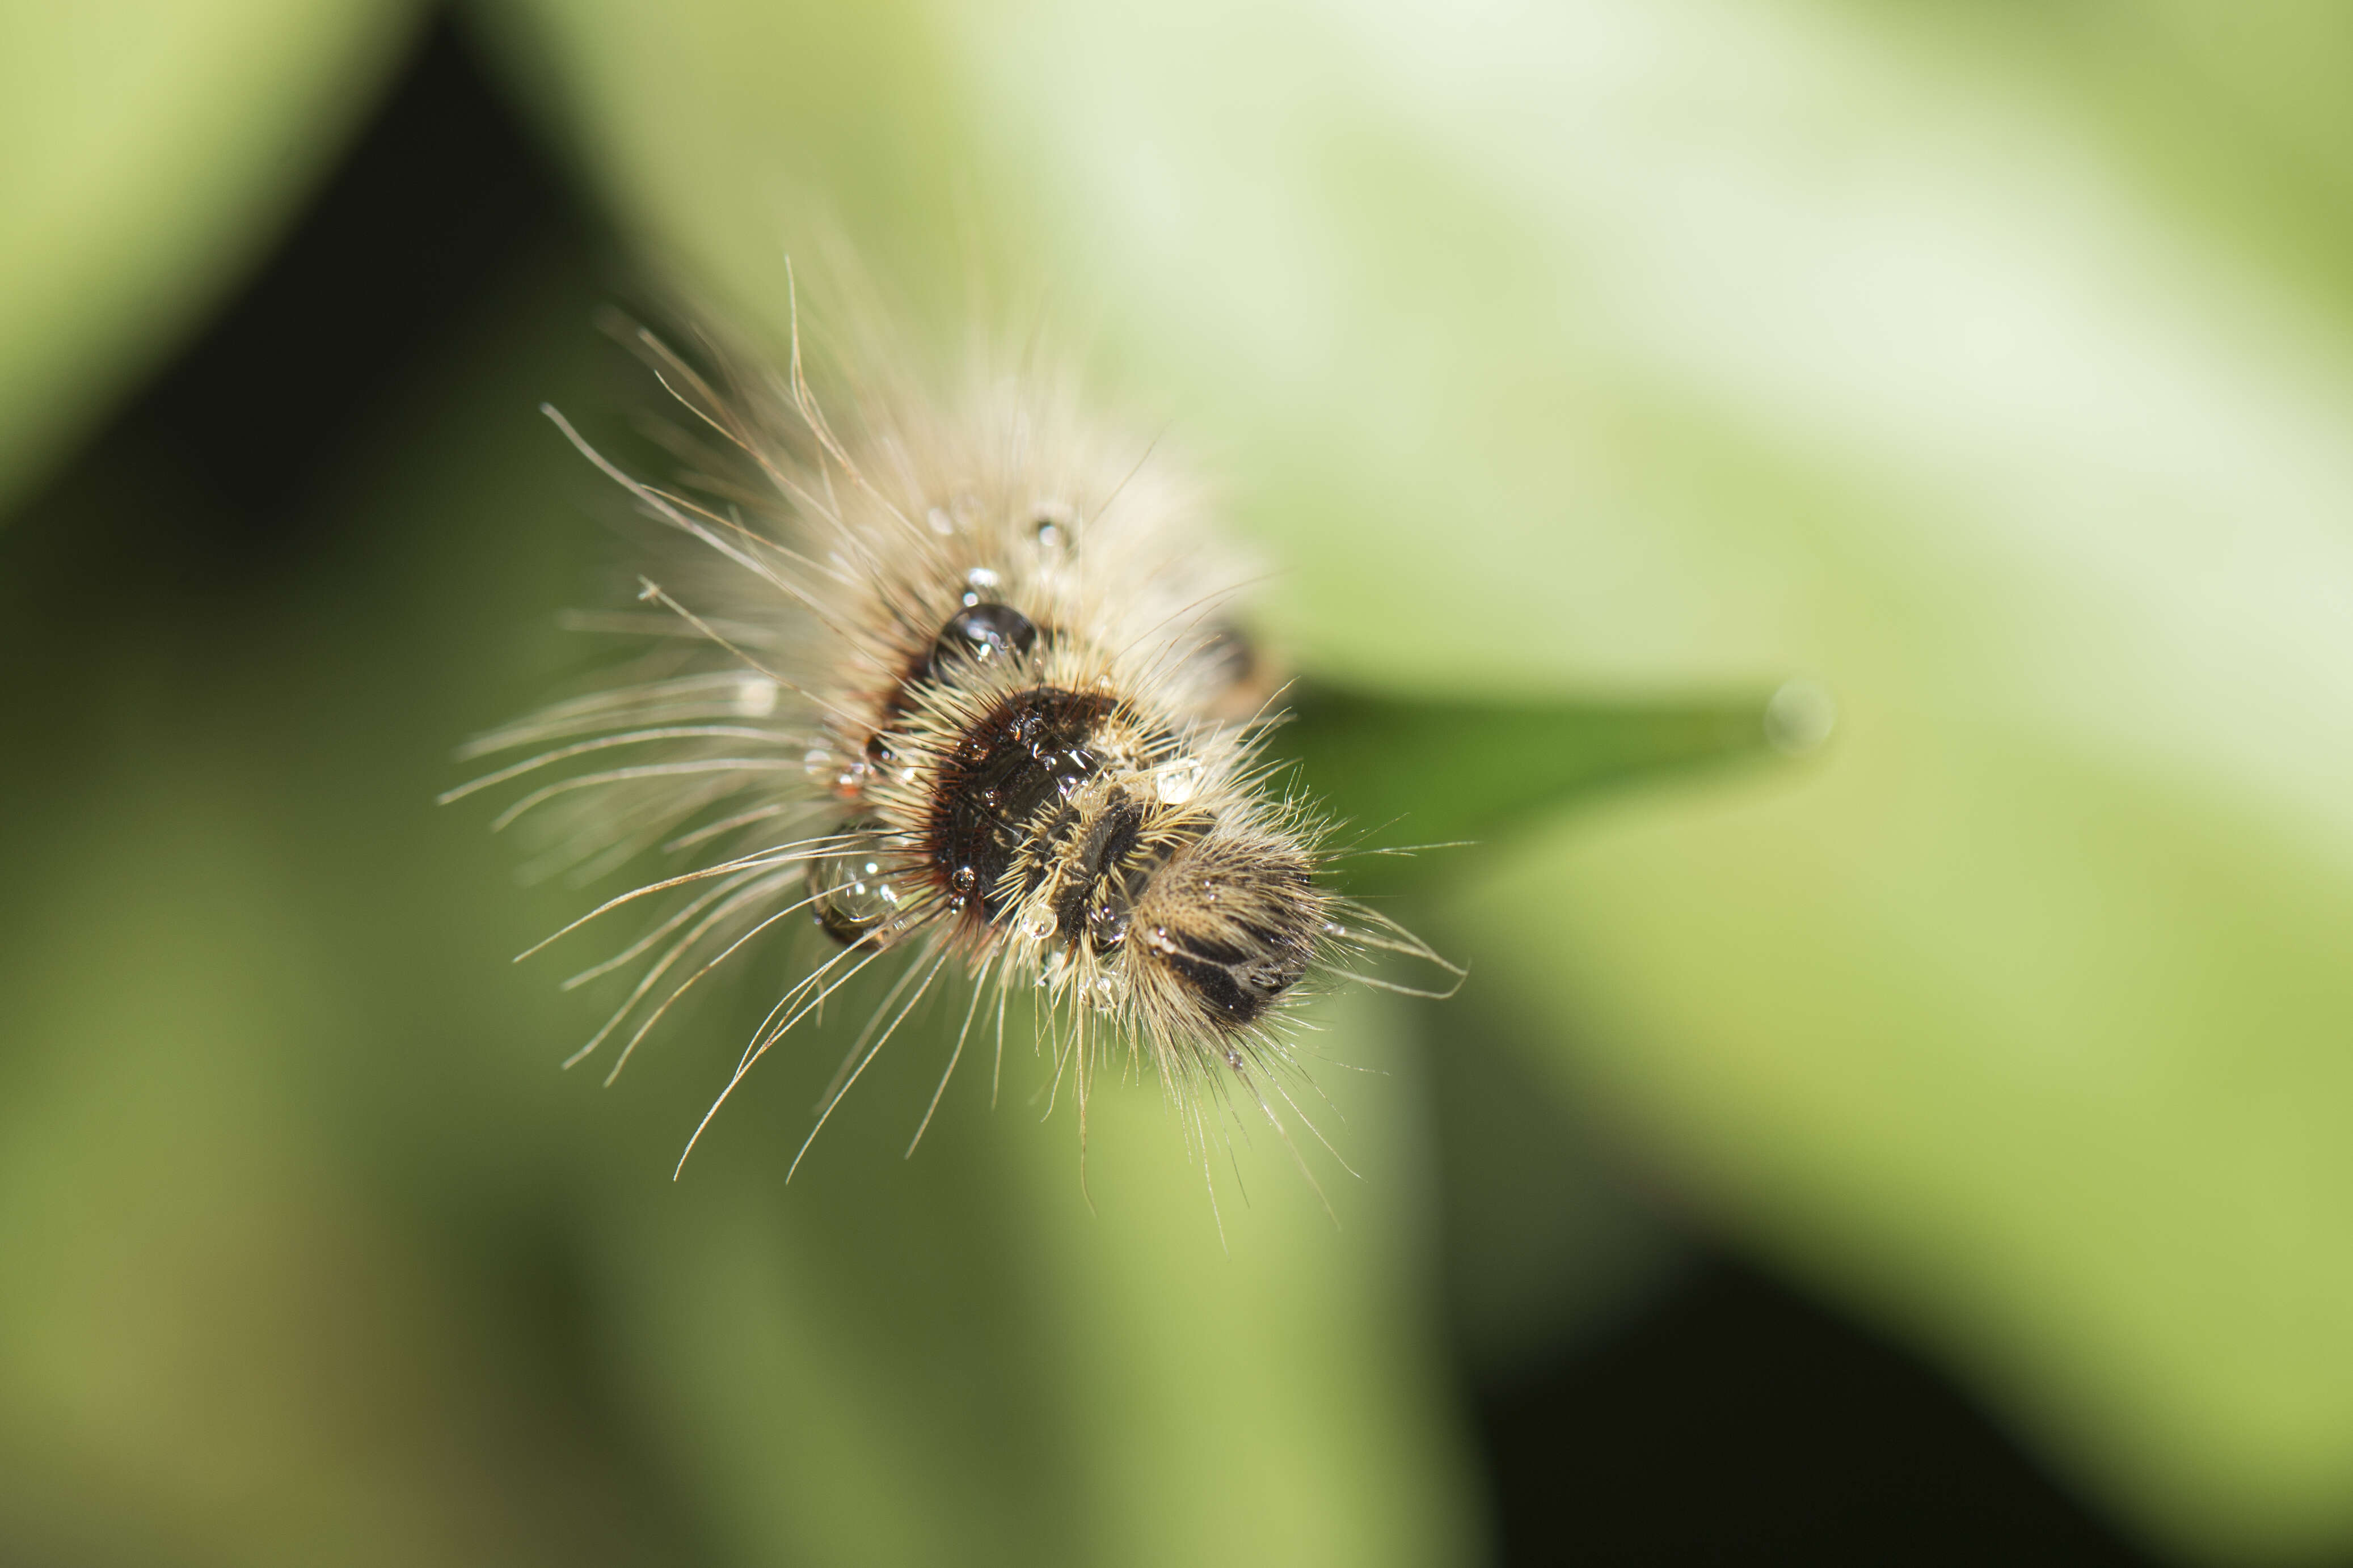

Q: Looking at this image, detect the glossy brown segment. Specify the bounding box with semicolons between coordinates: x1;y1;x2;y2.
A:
926;686;1116;920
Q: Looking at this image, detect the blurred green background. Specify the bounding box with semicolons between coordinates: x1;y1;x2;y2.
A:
9;1;2353;1563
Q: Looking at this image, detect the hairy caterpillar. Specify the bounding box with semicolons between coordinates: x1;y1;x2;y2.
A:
448;292;1452;1186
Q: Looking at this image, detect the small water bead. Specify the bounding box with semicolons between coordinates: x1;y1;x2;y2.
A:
1183;624;1256;694
1156;759;1203;806
1086;894;1132;952
829;735;884;798
1764;677;1837;756
961;566;1001;607
811;821;912;946
731;676;781;717
1031;502;1077;553
927;603;1037;683
926;506;956;538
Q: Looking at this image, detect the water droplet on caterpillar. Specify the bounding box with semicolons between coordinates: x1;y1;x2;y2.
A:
1156;759;1203;806
811;821;912;946
1031;501;1077;553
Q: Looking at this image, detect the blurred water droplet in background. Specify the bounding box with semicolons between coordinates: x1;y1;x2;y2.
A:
1764;678;1837;756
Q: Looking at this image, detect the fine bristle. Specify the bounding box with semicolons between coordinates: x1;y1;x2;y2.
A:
452;290;1453;1188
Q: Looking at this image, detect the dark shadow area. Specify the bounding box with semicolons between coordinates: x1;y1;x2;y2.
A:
1473;1257;2164;1566
9;18;584;590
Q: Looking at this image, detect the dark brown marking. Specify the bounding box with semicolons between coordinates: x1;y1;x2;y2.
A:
1055;794;1144;943
927;687;1116;921
1150;859;1316;1028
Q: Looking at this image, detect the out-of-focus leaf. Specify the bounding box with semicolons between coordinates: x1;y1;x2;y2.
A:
1278;684;1779;894
479;0;2353;1558
0;0;419;512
